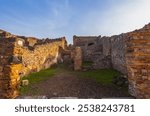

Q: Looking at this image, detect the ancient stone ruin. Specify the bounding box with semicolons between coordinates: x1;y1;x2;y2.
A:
73;24;150;98
0;23;150;99
0;30;67;98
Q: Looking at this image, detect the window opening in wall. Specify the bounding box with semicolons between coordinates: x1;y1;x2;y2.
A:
88;43;94;46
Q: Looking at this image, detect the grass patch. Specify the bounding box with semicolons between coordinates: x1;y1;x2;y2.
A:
19;64;71;95
20;86;28;95
82;61;93;67
20;85;42;96
22;68;56;84
20;67;57;95
78;69;121;84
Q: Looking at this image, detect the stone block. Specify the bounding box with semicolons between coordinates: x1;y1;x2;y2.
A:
21;80;29;86
74;47;82;71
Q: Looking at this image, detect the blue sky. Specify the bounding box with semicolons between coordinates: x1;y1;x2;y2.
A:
0;0;150;43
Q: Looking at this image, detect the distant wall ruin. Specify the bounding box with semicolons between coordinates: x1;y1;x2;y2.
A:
73;24;150;98
73;35;112;69
73;35;125;73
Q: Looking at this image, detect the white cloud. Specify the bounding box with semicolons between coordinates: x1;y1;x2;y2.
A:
0;0;72;39
78;0;150;36
1;0;150;44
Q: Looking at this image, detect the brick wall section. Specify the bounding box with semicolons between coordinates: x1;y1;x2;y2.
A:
125;25;150;98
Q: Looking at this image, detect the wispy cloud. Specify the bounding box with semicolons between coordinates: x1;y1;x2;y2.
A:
0;0;72;39
77;0;150;36
0;0;150;43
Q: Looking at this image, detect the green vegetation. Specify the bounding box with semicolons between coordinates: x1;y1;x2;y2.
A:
20;63;72;95
20;67;57;95
82;61;94;67
22;68;56;84
20;63;122;96
78;69;121;84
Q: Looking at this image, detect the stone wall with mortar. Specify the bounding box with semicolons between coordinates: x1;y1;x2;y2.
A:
73;35;100;61
14;38;66;76
73;35;127;73
0;30;66;98
73;35;112;69
125;24;150;98
73;24;150;98
0;30;23;98
93;37;112;69
110;34;127;74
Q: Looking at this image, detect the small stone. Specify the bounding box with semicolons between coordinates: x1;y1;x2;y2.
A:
112;75;128;87
21;80;29;86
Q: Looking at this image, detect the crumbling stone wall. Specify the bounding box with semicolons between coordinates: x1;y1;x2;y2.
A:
73;35;127;74
25;37;38;47
93;37;112;69
15;39;66;76
73;35;112;69
0;30;66;98
110;35;127;74
73;35;100;61
73;24;150;98
125;25;150;98
0;30;23;98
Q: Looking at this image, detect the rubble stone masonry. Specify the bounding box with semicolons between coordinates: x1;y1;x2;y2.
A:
73;24;150;98
0;30;66;98
110;34;127;74
125;25;150;98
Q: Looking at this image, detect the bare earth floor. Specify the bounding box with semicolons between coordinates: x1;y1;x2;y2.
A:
20;71;132;99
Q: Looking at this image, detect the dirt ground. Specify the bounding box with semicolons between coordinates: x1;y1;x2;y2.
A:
21;71;132;99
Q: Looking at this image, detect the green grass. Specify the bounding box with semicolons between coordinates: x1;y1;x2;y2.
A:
20;64;71;95
78;69;121;84
82;61;94;67
19;63;122;95
20;67;57;95
22;68;56;84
